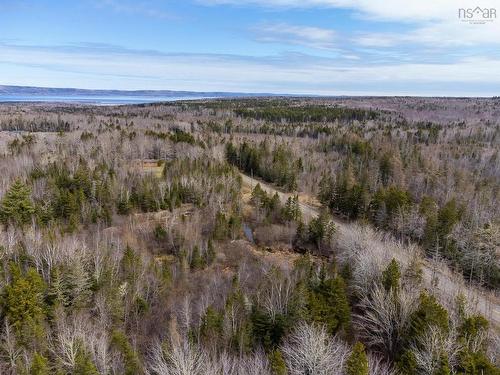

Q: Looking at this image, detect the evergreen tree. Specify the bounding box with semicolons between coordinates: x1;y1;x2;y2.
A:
153;224;167;241
318;174;334;206
224;282;252;354
434;354;451;375
436;199;462;258
67;262;91;308
0;179;35;225
382;258;401;292
307;276;350;334
457;350;500;375
459;315;489;341
213;211;229;240
437;199;462;239
2;264;47;344
225;142;238;165
251;183;267;207
200;306;223;345
409;292;449;339
379;153;393;186
190;246;204;270
111;330;141;375
346;342;369;375
308;210;336;250
74;350;99;375
30;352;49;375
47;266;69;309
206;239;216;265
269;349;287;375
228;213;241;239
117;192;132;215
251;308;289;351
283;195;301;222
121;245;142;290
397;350;417;375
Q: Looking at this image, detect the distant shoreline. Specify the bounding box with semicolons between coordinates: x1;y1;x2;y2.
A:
0;95;222;105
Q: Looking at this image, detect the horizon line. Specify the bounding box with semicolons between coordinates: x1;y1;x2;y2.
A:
0;84;498;99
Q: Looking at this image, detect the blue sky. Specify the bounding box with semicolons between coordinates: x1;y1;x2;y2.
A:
1;0;499;95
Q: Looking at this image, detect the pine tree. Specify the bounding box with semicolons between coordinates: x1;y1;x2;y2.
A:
200;306;223;345
250;308;289;351
74;349;99;375
410;292;449;339
379;153;393;186
190;246;204;270
30;352;49;375
436;199;462;258
213;211;229;240
397;350;417;375
269;349;287;375
308;210;336;250
47;266;69;308
346;342;369;375
121;245;142;285
206;239;216;265
457;350;500;375
459;315;489;341
318;174;334;206
67;261;91;308
2;264;47;343
307;276;350;334
0;179;35;225
434;354;451;375
251;183;267;207
153;224;167;241
283;195;301;222
228;214;241;240
382;258;401;292
111;330;141;375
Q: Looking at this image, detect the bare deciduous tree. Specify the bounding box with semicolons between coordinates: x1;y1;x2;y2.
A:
367;353;396;375
0;322;22;375
411;326;461;373
147;339;207;375
281;322;349;375
354;284;418;358
259;268;295;322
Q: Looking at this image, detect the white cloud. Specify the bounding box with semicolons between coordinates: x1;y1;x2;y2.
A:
356;16;500;48
204;0;500;50
200;0;486;22
1;42;499;95
254;23;336;49
96;0;176;20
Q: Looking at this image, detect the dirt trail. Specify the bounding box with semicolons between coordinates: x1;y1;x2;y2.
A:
240;173;500;329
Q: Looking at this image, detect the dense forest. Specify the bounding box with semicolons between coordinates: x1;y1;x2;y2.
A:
0;97;498;374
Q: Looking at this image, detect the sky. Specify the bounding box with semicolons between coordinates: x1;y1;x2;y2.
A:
1;0;500;96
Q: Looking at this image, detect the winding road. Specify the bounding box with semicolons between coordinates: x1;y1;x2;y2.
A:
240;173;500;329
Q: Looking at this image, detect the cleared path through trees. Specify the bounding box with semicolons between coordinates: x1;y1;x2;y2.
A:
240;172;500;328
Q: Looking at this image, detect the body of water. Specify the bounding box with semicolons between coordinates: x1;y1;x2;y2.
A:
0;95;218;105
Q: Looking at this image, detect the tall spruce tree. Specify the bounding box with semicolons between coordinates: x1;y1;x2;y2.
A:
0;179;35;225
382;258;401;292
346;342;369;375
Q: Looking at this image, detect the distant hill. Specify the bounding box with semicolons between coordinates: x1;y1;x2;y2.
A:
0;85;273;99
